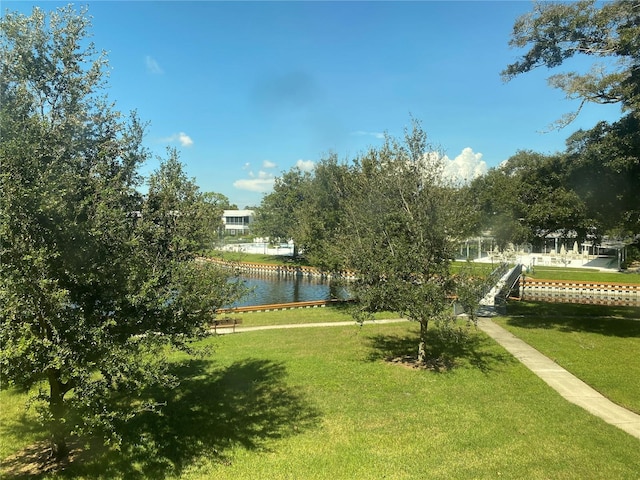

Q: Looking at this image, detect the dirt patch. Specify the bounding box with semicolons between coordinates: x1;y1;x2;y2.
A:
388;355;455;372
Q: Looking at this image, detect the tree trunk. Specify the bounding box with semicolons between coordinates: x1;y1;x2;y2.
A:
47;370;69;460
417;319;429;364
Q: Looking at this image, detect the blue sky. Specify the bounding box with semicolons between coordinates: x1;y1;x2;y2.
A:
5;1;624;207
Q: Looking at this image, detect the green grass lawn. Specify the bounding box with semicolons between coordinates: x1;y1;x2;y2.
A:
2;319;639;479
451;261;497;276
496;301;640;415
526;265;640;283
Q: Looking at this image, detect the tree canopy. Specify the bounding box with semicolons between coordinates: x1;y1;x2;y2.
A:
503;0;640;125
0;6;243;458
335;126;473;362
564;115;640;236
499;0;640;239
252;167;312;257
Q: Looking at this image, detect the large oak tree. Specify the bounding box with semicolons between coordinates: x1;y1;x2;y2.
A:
503;0;640;126
0;6;243;458
502;0;640;238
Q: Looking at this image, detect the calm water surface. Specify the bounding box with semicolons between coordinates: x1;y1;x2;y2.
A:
230;273;350;307
230;272;640;308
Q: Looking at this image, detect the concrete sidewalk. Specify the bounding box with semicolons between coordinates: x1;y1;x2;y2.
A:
214;318;410;334
477;317;640;440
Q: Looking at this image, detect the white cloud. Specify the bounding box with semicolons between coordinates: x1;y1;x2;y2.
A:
160;132;194;147
145;55;163;74
442;147;487;184
351;130;385;139
295;159;315;172
263;160;277;169
234;160;312;194
233;170;275;192
178;132;193;147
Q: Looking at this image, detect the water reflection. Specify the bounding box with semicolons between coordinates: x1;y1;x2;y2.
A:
230;273;350;308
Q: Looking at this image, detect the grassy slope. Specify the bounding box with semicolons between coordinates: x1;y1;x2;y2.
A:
206;251;498;274
527;265;640;283
2;322;639;479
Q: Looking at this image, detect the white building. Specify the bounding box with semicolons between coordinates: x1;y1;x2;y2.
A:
222;209;254;235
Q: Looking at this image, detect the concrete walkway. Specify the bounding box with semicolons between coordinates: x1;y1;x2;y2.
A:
477;317;640;440
217;318;409;334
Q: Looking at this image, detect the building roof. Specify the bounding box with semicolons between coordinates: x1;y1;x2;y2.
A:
223;209;254;216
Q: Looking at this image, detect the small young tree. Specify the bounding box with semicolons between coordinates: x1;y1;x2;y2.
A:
334;122;472;363
0;6;243;459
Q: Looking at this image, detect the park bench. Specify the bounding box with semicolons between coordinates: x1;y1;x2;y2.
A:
212;317;242;333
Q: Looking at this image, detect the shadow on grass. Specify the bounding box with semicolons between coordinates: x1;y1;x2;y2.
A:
505;315;640;338
366;327;514;374
4;358;320;479
0;410;45;445
506;301;640;338
0;408;49;476
507;300;640;320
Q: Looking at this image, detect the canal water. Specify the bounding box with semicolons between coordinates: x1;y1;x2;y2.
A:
229;273;350;308
229;273;640;308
